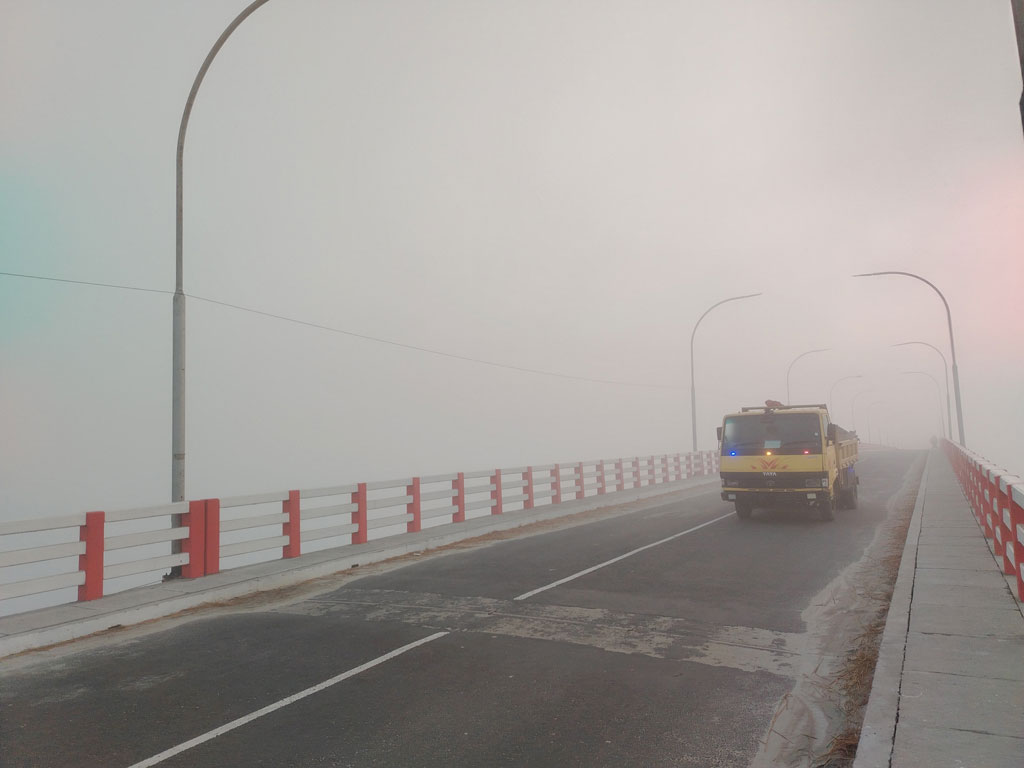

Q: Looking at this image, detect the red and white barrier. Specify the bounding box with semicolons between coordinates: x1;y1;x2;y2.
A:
943;440;1024;600
0;449;720;614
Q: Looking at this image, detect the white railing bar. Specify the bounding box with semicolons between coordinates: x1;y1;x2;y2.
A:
421;473;458;484
0;541;86;568
420;488;457;502
502;466;530;474
532;464;555;471
367;513;414;531
463;469;493;480
220;536;290;558
534;490;555;499
465;498;496;512
300;483;359;499
1;571;85;600
220;491;289;509
0;514;87;536
365;478;413;492
106;502;188;523
104;553;189;580
366;495;413;511
220;512;290;532
421;505;458;520
302;502;358;520
301;523;360;542
504;493;529;504
105;528;190;551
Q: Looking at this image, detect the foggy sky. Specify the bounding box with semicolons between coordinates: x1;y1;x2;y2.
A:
2;0;1022;522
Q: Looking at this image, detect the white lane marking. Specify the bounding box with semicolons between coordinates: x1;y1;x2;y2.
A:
125;631;448;768
514;513;734;601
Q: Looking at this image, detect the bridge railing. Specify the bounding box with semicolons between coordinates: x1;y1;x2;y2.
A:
0;450;720;615
943;440;1024;599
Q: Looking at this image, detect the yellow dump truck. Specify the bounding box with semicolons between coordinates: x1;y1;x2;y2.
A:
717;403;859;521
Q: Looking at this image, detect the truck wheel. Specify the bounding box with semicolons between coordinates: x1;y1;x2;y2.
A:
818;495;835;522
735;500;752;520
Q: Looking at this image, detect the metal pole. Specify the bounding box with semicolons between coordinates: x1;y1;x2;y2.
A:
892;341;951;439
827;374;863;418
866;400;885;445
850;389;876;432
1010;0;1024;135
785;348;830;405
173;0;274;503
853;271;965;444
689;293;761;451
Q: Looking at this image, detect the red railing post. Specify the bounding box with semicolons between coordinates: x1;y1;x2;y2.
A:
686;453;694;477
204;499;221;575
648;456;656;485
597;460;607;495
78;511;104;602
1007;481;1024;600
552;464;562;504
633;458;641;488
351;483;368;544
615;459;624;492
407;477;422;532
524;467;535;509
283;490;301;558
181;500;206;578
661;455;669;484
994;477;1012;573
452;472;466;523
491;469;503;515
576;463;585;500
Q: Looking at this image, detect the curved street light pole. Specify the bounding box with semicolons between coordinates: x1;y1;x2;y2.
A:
866;400;886;445
785;348;830;405
892;341;951;439
850;388;876;432
853;271;965;444
902;370;946;439
174;0;275;503
690;293;762;451
828;374;863;418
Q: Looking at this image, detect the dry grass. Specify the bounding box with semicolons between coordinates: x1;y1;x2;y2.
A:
812;471;919;768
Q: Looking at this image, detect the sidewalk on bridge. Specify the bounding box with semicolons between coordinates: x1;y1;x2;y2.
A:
854;448;1024;768
0;475;720;659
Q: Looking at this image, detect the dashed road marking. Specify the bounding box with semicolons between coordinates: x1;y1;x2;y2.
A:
513;512;734;600
124;631;448;768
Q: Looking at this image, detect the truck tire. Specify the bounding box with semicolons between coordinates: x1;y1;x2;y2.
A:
735;500;752;520
818;494;835;522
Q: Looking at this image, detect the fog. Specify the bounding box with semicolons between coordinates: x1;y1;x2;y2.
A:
2;1;1023;524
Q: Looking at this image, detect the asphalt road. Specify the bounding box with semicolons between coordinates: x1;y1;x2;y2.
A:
0;449;921;768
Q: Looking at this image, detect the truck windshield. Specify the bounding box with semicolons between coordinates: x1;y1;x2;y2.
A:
722;413;823;456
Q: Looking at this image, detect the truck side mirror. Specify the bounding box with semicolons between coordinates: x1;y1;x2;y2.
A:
716;427;723;442
827;424;837;442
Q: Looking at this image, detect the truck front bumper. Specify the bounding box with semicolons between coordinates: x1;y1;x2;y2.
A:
721;490;826;508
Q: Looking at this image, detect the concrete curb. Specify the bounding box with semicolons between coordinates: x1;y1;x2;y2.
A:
0;477;720;659
852;450;932;768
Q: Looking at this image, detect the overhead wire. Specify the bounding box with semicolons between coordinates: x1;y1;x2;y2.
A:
1;270;683;390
